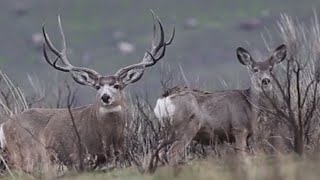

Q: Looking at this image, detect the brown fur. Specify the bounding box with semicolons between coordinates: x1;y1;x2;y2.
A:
155;45;287;164
2;103;126;171
160;87;260;164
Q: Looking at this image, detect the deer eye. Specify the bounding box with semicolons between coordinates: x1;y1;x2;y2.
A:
114;84;120;90
253;68;259;73
269;66;273;71
95;86;101;90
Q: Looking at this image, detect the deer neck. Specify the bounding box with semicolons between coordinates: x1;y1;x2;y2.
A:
99;105;123;114
94;103;125;121
246;87;273;99
245;87;273;114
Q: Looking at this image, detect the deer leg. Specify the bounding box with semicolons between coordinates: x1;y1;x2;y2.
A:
233;128;249;156
101;137;112;166
165;116;201;166
247;134;254;154
247;132;258;155
112;135;125;167
114;135;124;157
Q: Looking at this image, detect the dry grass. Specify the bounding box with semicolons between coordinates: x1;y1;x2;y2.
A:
2;155;320;180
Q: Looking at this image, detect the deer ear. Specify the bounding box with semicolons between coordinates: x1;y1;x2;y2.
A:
71;71;97;87
237;47;253;66
271;44;287;65
120;68;145;87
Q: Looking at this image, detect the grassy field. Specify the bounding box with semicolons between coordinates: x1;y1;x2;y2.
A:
3;155;320;180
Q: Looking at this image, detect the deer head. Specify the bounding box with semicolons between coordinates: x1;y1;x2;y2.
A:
42;14;174;108
236;44;287;92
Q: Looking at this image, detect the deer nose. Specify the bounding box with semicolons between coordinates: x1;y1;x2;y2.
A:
261;78;270;85
101;94;111;104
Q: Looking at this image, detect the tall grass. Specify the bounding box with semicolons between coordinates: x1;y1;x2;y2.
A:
0;70;28;121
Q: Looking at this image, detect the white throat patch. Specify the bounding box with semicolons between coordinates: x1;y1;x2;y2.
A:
99;105;123;114
0;123;6;149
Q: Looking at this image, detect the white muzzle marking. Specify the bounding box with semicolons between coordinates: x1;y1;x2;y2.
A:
99;85;118;106
0;123;6;149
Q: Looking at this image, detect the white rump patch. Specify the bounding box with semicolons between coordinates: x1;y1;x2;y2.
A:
154;97;176;122
0;123;6;149
99;105;122;114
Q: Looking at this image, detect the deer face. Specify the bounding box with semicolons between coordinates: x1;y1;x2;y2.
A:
95;76;124;107
237;44;287;92
247;60;275;92
70;70;149;107
70;69;153;107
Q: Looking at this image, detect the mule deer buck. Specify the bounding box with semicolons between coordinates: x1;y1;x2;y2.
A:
0;14;174;172
154;44;287;164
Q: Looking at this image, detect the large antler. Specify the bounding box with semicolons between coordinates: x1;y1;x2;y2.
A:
114;10;175;81
42;16;101;80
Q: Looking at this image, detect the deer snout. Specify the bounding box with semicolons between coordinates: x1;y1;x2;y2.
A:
261;78;270;85
101;94;111;104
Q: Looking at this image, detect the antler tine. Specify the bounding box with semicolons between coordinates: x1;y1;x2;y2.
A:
166;27;175;46
42;15;101;77
114;12;174;78
151;9;157;49
43;43;69;72
42;16;71;70
57;15;69;66
144;17;175;67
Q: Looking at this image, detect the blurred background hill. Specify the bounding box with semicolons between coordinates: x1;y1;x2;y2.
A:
0;0;319;104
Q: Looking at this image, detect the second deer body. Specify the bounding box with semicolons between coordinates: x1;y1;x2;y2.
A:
154;44;287;164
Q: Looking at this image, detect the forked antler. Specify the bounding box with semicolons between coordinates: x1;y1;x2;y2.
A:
114;10;175;80
43;12;174;86
42;16;101;80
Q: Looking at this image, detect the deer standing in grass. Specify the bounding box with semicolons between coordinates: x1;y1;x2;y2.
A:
0;14;174;172
154;44;287;164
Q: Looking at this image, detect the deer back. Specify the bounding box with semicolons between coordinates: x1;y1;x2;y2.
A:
155;87;256;133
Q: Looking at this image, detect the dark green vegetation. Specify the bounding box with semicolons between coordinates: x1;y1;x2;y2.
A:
1;0;320;103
